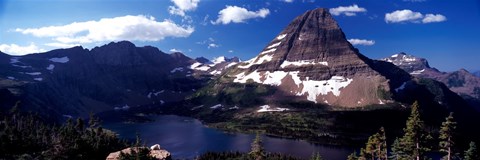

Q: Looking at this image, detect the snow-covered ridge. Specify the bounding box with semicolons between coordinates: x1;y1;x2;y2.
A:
233;70;353;103
49;56;69;63
280;60;328;68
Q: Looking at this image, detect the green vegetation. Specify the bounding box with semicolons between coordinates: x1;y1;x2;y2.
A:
464;142;479;160
348;101;478;160
0;104;128;159
439;112;456;160
249;133;266;160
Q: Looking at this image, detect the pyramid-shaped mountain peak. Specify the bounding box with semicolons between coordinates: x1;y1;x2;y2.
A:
228;8;411;106
237;8;373;79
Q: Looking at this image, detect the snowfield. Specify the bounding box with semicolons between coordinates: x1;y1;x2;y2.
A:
233;70;353;103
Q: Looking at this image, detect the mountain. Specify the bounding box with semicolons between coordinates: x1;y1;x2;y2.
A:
0;41;229;120
382;53;480;102
195;8;418;107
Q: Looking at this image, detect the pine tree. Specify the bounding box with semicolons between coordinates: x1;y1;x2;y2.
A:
465;142;478;160
394;101;430;160
439;112;456;160
378;127;388;160
249;133;265;160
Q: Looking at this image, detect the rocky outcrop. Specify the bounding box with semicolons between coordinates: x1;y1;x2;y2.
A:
106;144;171;160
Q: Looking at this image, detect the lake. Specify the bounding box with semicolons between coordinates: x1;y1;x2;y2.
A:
103;115;353;160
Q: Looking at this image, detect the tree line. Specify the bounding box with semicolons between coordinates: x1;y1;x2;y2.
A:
347;101;479;160
0;102;128;159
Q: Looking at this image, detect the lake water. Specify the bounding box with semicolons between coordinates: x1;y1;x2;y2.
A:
103;115;353;160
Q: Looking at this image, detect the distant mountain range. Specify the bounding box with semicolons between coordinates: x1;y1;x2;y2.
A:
0;41;238;120
381;52;480;110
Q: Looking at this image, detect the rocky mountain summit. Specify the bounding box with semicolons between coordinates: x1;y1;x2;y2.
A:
382;53;480;101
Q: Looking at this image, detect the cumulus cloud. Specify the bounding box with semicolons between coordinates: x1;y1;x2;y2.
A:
0;43;46;55
348;39;375;46
385;9;446;24
169;48;182;52
422;14;447;23
208;43;220;49
211;6;270;25
168;0;200;17
15;15;194;45
329;4;367;16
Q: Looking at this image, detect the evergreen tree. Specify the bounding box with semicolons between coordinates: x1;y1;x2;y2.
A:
378;127;388;160
464;142;478;160
439;112;456;160
249;133;266;160
392;101;430;160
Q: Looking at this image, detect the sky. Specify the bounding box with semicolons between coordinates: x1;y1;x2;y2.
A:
0;0;479;72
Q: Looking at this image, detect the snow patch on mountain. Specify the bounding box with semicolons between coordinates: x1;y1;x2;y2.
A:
49;56;69;63
276;34;287;40
25;72;42;76
267;42;282;49
257;105;289;112
233;70;353;103
410;69;425;75
395;82;407;92
170;67;184;73
280;60;328;68
46;64;55;71
260;48;277;55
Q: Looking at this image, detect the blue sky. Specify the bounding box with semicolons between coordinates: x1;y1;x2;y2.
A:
0;0;479;71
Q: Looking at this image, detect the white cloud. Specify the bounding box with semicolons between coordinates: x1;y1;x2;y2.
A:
282;0;294;2
168;0;200;17
329;4;367;16
348;39;375;46
212;6;270;25
0;43;46;55
385;9;446;24
208;43;220;49
169;48;182;52
422;14;447;23
44;42;80;48
15;15;194;44
228;50;234;53
385;10;423;23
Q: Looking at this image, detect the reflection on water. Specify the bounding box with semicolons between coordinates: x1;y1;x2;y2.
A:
103;115;353;159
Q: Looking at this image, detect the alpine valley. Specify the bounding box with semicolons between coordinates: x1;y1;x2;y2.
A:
1;6;480;160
